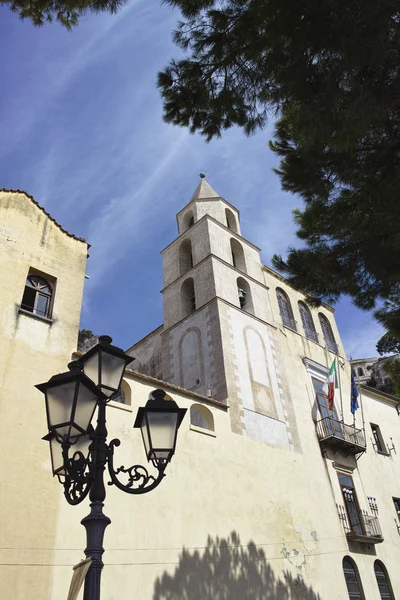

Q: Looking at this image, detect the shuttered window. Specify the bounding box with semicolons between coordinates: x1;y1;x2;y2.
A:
374;561;394;600
343;557;364;600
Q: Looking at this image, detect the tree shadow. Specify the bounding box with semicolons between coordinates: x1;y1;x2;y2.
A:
153;532;321;600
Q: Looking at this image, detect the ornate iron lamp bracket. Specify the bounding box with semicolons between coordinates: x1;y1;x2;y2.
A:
61;442;93;506
107;439;165;495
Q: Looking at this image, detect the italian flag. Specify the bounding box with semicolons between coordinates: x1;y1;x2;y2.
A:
323;359;338;410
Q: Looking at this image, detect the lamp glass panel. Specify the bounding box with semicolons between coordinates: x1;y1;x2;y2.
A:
147;412;178;452
82;353;99;387
49;435;64;476
100;351;126;395
47;381;76;430
74;384;99;432
141;417;151;459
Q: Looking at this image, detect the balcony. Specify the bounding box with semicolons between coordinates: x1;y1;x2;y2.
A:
316;417;366;456
337;504;384;544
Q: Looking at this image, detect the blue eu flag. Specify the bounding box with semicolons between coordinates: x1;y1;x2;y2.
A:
351;373;359;414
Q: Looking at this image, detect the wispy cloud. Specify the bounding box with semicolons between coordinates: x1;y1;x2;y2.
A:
0;0;149;162
0;4;384;354
86;126;189;285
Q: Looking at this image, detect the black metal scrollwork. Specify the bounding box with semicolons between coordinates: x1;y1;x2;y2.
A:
60;435;166;504
107;439;165;495
62;446;92;505
64;474;91;505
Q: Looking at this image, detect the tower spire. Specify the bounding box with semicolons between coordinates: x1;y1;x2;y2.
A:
191;174;220;201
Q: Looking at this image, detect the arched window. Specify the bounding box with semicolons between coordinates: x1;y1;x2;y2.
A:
190;404;214;431
21;273;53;319
342;557;365;600
319;313;338;353
179;238;193;276
230;238;246;272
225;208;238;233
358;367;364;376
181;278;196;317
374;561;394;600
237;277;254;315
276;288;296;330
298;301;318;342
113;380;131;406
183;211;195;231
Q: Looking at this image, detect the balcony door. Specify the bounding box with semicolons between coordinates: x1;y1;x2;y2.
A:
339;473;364;535
312;377;342;437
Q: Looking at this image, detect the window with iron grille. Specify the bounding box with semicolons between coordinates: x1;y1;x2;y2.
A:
276;288;296;330
342;557;365;600
318;313;338;352
298;301;318;342
374;561;394;600
21;272;54;319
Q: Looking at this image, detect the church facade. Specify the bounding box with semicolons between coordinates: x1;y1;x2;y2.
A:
1;181;400;600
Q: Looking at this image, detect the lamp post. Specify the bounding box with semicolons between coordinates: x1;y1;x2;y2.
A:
36;336;186;600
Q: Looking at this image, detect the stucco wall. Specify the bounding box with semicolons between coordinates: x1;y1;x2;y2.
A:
45;371;400;600
163;259;217;330
0;191;88;600
263;267;345;358
162;217;212;288
126;326;163;379
207;219;262;283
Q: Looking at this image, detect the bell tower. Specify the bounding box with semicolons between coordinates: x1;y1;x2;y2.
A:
161;175;298;450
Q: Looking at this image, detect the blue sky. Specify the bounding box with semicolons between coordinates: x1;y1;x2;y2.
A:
0;1;384;359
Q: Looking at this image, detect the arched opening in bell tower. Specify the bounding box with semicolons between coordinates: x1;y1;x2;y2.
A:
181;277;196;317
183;210;195;231
237;277;254;315
230;238;246;272
225;208;238;233
179;238;193;276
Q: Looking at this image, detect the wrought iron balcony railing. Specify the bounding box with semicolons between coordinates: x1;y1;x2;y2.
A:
316;417;366;455
337;504;384;544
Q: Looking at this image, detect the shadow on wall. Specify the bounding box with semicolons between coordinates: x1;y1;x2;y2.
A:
153;532;321;600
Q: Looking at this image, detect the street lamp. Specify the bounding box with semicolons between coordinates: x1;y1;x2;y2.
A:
134;390;186;468
36;360;100;442
36;336;186;600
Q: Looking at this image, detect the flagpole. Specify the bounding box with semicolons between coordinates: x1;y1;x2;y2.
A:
336;353;344;422
351;367;356;426
359;384;365;437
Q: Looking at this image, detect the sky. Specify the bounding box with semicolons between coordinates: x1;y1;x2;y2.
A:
0;1;385;359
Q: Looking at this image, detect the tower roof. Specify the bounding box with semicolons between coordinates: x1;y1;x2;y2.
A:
191;176;220;200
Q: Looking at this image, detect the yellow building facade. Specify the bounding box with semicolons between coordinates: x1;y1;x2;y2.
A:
1;182;400;600
0;190;89;598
